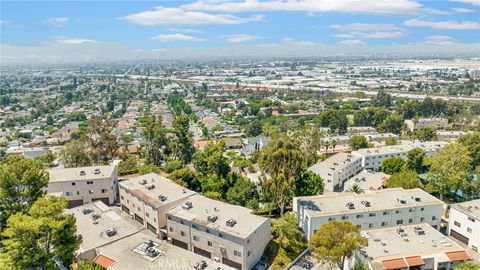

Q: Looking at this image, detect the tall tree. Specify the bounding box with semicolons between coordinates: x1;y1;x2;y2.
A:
226;175;258;207
388;170;423;189
414;126;438;142
0;156;49;231
295;171;324;196
142;115;168;166
348;135;369;150
381;157;406;175
427;143;473;201
260;138;305;216
377;114;404;135
193;141;230;179
272;212;307;255
82;116;118;164
172;114;194;164
60;139;92;168
406;147;426;173
0;196;81;269
309;220;368;270
457;132;480;167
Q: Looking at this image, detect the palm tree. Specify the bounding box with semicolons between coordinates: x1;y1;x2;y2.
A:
348;184;363;194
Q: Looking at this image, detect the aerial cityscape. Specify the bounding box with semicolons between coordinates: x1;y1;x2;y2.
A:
1;0;480;270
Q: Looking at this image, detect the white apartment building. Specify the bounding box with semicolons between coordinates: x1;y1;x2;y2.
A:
307;152;363;192
437;131;468;141
118;173;196;235
47;164;118;208
353;141;447;171
363;224;472;270
448;199;480;252
166;194;271;270
405;118;449;132
293;188;444;240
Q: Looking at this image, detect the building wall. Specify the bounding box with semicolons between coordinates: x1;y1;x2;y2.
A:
46;167;118;206
448;208;480;252
295;202;443;240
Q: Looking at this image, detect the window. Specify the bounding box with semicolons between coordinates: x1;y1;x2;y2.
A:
356;214;363;218
89;190;94;194
369;213;376;217
369;223;374;228
206;229;213;234
120;195;124;200
192;224;199;230
66;192;72;196
208;241;212;247
357;225;361;229
328;217;335;221
409;219;414;223
219;233;224;238
101;189;107;193
454;221;461;227
383;211;389;215
395;210;401;214
420;217;425;222
397;220;403;225
420;207;424;211
137;207;140;211
180;220;185;225
409;209;415;212
76;191;80;195
341;216;348;220
193;236;199;241
234;250;241;257
180;231;185;237
146;213;149;218
168;216;172;221
127;199;130;203
432;216;437;221
247;239;250;244
87;181;93;185
381;222;388;227
169;227;173;232
154;218;156;222
248;250;252;257
467;228;472;233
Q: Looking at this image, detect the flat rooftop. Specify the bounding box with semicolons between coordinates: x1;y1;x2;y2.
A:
343;170;389;192
48;165;116;183
308;152;361;174
167;194;269;239
354;141;447;156
119;173;196;208
65;201;140;252
295;188;443;218
94;230;235;270
451;199;480;220
363;224;470;264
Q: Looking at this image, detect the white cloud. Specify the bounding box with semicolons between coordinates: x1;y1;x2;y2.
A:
330;23;402;31
424;35;457;44
122;6;264;25
331;23;407;39
332;33;356;38
53;37;97;45
404;18;480;30
224;34;259;43
151;33;204;42
338;39;365;45
167;28;203;33
46;17;69;26
451;7;475;13
452;0;480;6
182;0;422;15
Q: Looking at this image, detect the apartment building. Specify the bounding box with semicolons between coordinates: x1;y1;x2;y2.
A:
293;188;444;240
448;199;480;252
405;117;449;132
118;173;196;235
437;131;468;141
363;224;472;270
166;194;271;270
307;152;363;192
47;164;118;208
353;141;447;171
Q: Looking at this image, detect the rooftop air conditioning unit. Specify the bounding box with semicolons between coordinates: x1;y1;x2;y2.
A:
226;218;236;227
82;208;93;215
412;196;421;202
105;228;117;237
139;179;147;185
158;195;167;201
146;247;159;258
361;200;371;207
207;215;218;223
79;170;86;176
182;201;192;210
145;184;155;190
397;199;407;204
94;168;101;175
346;202;355;209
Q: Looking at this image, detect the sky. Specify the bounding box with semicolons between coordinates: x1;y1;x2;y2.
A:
1;0;480;63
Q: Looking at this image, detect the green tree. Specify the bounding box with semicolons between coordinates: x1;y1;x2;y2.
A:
309;220;368;270
79;260;104;270
348;135;369;150
347;184;364;194
317;110;348;135
172;114;194;164
106;100;114;112
0;196;81;269
377;114;404;135
226;175;258;207
406;147;426;173
34;151;56;168
427;144;473;201
60;139;93;168
385;137;398;146
454;260;480;270
118;154;139;175
457;132;480;167
259;138;305;216
0;156;49;231
381;157;406;175
46;114;54;126
142;115;168;166
295;171;324;196
193;142;230;179
82;116;118;165
414;126;438;141
272;212;307;255
169;168;201;192
245;120;263;137
388;170;423;189
352;254;369;270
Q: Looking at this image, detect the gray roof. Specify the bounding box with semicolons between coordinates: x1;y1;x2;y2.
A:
48;165;117;183
451;199;480;220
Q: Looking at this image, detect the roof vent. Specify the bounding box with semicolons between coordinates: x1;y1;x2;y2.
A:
397;198;407;204
105;228;117;237
139;179;147;185
226;218;236;227
412;196;421;202
361;200;371;207
182;201;192;210
79;170;86;176
207;215;218;223
145;184;155;190
146;247;159;258
414;226;425;235
346;202;355;209
82;208;93;215
158;195;167;201
94;168;101;175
